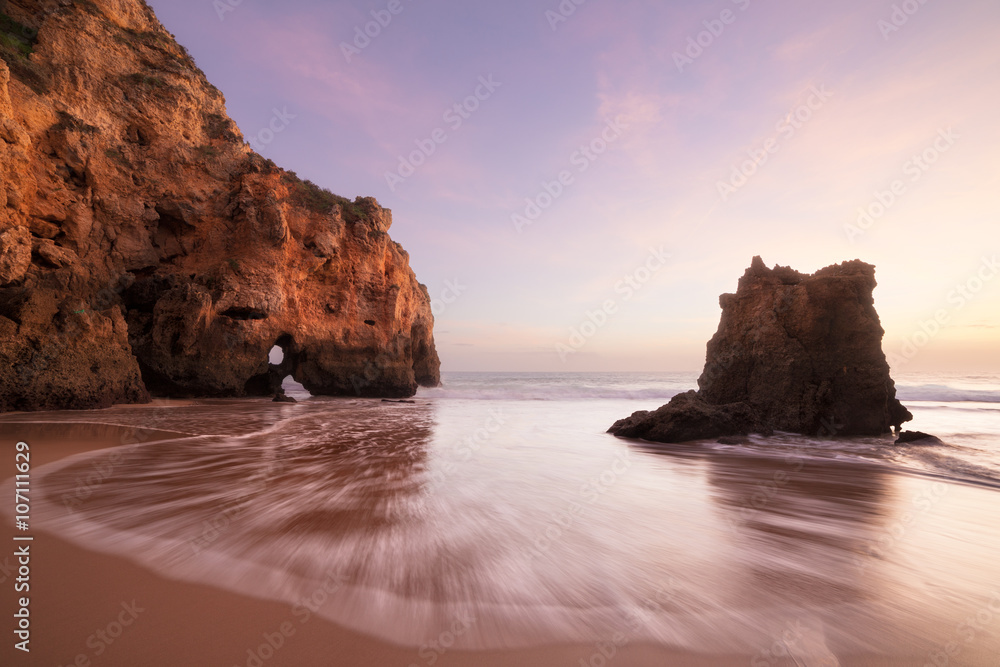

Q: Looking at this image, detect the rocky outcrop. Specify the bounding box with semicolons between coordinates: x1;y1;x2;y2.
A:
609;257;912;443
0;0;439;411
895;431;942;445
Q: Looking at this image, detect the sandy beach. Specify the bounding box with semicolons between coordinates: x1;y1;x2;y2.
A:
0;430;760;667
0;422;754;667
2;0;998;663
3;394;1000;666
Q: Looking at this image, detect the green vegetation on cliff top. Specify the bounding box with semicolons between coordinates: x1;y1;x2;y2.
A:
0;12;36;58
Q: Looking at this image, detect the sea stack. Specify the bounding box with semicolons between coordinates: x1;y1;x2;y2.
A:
0;0;439;411
609;257;912;443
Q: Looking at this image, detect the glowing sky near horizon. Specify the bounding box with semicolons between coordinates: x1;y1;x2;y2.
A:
149;0;1000;373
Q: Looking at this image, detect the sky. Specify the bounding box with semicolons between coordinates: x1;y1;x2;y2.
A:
148;0;1000;373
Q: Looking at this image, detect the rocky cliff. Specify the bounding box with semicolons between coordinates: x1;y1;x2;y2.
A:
0;0;440;411
609;257;912;443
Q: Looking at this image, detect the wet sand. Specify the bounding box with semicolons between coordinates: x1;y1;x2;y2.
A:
0;521;931;667
0;424;747;667
2;414;998;666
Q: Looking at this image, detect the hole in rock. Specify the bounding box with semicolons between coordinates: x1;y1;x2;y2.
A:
364;319;376;326
264;335;311;399
280;375;311;399
268;345;284;364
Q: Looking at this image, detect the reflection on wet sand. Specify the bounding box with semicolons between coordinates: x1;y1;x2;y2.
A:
7;399;1000;662
638;440;1000;662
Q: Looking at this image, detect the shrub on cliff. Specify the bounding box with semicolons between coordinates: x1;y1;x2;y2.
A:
0;12;35;57
280;171;370;223
0;11;47;94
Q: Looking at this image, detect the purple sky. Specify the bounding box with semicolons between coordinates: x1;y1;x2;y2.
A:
149;0;1000;373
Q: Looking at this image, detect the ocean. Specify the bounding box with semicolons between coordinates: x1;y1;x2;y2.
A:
3;371;1000;663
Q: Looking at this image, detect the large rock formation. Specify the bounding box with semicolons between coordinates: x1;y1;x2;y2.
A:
0;0;439;411
609;257;912;443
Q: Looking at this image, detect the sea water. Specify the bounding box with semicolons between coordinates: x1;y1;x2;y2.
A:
3;371;1000;662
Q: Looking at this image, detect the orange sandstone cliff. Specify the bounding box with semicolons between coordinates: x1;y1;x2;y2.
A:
0;0;440;410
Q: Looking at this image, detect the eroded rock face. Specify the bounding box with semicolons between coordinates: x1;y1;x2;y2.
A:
0;0;439;411
609;257;912;443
